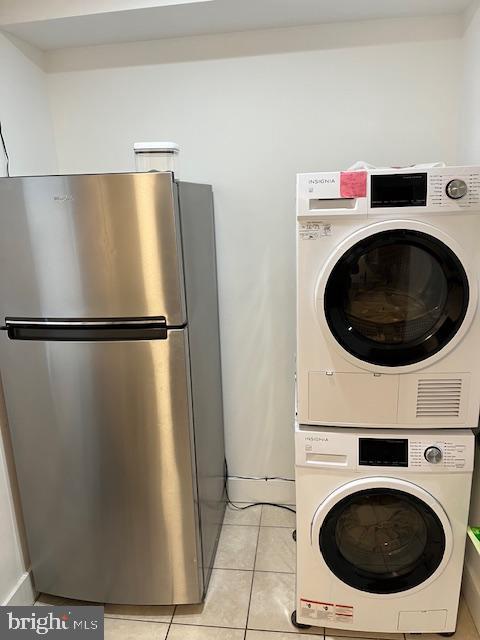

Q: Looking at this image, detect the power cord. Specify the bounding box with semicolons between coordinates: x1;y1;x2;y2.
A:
224;459;296;514
229;474;295;482
0;121;9;177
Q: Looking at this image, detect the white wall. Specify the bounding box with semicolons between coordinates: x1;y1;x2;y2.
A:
0;34;57;176
47;16;461;501
459;1;480;164
0;30;57;604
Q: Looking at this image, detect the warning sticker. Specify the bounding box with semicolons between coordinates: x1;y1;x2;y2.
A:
300;599;354;623
340;171;367;198
335;603;354;623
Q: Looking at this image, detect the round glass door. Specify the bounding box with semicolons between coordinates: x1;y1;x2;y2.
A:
319;488;446;594
324;229;469;366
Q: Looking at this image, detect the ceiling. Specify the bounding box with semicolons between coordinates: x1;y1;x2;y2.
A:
0;0;472;51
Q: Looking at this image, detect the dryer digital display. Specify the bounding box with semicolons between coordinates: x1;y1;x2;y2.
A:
371;173;427;208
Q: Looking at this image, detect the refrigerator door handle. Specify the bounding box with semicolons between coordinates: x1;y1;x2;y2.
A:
3;317;168;341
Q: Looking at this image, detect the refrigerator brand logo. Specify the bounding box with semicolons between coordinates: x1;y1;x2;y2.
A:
53;195;74;202
1;607;103;639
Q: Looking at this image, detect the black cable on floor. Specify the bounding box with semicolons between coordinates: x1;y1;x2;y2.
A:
224;459;296;514
0;120;9;177
229;474;295;482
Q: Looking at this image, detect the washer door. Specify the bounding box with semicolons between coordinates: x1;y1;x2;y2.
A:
311;478;452;596
320;223;472;368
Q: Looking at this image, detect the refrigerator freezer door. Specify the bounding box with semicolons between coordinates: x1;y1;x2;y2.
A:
0;173;186;324
0;328;203;604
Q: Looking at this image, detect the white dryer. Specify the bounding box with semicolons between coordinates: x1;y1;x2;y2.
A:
297;166;480;428
294;426;474;634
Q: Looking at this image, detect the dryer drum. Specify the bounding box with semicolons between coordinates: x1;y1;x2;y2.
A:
324;229;469;366
319;488;446;594
346;301;440;344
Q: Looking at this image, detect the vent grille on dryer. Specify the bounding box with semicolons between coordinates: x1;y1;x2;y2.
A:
416;378;462;418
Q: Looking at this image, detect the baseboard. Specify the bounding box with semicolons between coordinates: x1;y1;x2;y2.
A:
462;538;480;634
2;570;37;606
227;477;295;504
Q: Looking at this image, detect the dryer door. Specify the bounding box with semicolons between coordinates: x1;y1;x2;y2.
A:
311;477;453;596
318;221;473;370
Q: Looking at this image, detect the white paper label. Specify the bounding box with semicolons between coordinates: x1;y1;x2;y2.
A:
298;222;331;240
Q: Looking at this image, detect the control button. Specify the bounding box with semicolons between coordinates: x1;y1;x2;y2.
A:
424;446;443;464
446;179;468;200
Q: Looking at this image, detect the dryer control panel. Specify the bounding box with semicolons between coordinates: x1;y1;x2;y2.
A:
370;170;480;209
295;426;475;473
297;165;480;219
427;169;480;209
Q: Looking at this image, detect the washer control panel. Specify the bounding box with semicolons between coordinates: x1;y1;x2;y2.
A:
295;427;474;473
409;437;470;470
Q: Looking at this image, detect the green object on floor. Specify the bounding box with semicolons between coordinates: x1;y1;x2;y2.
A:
468;526;480;554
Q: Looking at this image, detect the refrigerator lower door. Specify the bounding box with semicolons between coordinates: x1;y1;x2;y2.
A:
0;327;203;605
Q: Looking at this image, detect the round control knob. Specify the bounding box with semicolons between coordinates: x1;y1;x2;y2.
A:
446;179;468;200
424;446;443;464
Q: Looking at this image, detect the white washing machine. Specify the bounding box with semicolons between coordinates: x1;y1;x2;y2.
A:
294;426;474;634
297;166;480;428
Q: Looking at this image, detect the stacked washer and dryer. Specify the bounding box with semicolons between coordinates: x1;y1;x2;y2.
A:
294;166;480;634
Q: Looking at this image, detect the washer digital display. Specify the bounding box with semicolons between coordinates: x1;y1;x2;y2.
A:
359;438;408;467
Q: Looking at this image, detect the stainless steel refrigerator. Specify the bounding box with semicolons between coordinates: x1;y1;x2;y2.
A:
0;172;225;605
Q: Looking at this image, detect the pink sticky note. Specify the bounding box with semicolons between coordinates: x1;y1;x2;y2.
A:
340;171;367;198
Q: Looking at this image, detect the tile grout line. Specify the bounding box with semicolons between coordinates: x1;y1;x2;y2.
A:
164;605;176;639
103;615;172;624
105;615;407;639
172;566;295;575
166;620;406;639
170;622;249;631
213;567;295;575
243;505;263;640
62;499;406;640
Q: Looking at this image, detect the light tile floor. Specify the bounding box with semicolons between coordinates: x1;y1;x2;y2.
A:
35;503;479;640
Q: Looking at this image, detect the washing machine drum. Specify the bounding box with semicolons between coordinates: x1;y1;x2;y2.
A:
319;488;446;594
324;229;469;366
